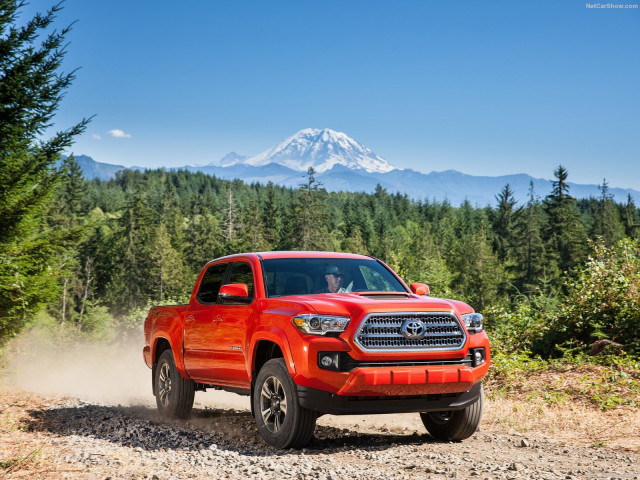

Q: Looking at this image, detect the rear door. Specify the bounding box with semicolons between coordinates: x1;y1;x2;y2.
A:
211;260;255;386
183;262;229;380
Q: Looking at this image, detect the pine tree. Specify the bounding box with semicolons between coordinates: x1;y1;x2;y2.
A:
449;225;503;311
591;179;624;247
513;181;548;294
542;166;587;277
150;223;185;302
243;197;271;252
184;193;222;274
262;183;283;247
106;191;155;313
492;184;520;262
159;178;185;252
388;220;452;296
622;194;640;239
48;156;90;326
292;167;330;250
0;2;88;339
57;156;88;221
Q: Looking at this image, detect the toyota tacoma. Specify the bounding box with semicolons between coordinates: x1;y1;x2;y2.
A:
143;251;490;448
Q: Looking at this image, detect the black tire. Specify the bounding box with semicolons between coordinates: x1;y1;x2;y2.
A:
253;358;316;448
420;385;484;441
155;349;195;419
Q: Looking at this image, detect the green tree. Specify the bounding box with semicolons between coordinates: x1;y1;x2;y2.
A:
243;197;272;252
184;193;222;274
0;2;88;339
48;156;90;326
492;184;519;263
106;191;155;313
150;223;186;301
622;194;640;239
262;183;283;247
387;220;452;296
542;166;587;278
292;167;331;250
56;156;88;221
513;182;548;294
449;226;503;311
591;180;624;247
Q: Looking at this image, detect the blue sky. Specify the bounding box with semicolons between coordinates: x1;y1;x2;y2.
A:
22;0;640;189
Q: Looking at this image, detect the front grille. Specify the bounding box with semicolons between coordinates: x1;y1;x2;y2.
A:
354;312;466;352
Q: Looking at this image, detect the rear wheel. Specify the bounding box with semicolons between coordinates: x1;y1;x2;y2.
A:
420;385;484;441
155;349;195;419
253;358;316;448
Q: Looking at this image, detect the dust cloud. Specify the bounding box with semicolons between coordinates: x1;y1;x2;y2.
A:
1;327;426;433
1;327;249;411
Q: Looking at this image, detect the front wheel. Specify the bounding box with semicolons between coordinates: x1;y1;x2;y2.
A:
154;349;195;419
420;385;484;441
253;358;316;448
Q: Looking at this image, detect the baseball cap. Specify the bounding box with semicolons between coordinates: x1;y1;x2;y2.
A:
325;266;342;275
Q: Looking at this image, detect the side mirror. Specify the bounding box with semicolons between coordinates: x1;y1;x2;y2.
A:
219;283;250;303
410;282;430;296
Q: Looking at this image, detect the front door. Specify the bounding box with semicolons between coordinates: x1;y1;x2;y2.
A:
183;262;229;380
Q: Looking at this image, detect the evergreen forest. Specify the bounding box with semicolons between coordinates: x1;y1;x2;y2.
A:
4;160;640;358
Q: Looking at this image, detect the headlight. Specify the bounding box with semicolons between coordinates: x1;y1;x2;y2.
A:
461;313;483;333
292;314;350;335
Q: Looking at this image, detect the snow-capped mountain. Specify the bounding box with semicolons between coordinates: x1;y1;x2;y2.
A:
222;128;395;174
211;152;248;167
69;128;640;206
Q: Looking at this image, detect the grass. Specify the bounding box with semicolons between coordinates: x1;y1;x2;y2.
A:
0;448;40;473
482;393;640;450
480;349;640;450
486;349;640;410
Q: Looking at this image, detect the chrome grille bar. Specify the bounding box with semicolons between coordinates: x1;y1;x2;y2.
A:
354;312;466;352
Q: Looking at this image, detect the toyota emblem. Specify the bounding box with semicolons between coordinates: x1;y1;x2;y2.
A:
401;319;426;340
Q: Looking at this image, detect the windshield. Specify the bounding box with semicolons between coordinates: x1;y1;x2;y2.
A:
262;258;407;297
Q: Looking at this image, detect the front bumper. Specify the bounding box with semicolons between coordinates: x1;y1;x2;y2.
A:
298;382;483;415
335;362;486;396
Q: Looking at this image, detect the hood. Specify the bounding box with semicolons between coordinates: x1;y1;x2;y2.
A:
288;292;472;319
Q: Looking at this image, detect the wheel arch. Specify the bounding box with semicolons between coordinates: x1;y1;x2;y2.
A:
249;329;296;379
249;330;296;418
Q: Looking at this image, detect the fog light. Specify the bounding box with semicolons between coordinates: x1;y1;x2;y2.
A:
318;352;340;370
320;355;334;367
473;349;485;366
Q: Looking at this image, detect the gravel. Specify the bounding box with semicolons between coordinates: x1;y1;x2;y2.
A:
2;393;639;480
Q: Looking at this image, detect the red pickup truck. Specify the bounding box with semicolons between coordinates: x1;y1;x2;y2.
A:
143;251;490;448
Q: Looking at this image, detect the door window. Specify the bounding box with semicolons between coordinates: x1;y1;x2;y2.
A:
225;261;254;301
196;263;228;304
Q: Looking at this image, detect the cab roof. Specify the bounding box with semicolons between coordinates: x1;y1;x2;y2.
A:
204;251;375;265
257;251;373;260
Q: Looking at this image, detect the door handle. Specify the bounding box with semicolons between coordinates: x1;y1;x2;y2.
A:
213;316;223;323
186;315;195;323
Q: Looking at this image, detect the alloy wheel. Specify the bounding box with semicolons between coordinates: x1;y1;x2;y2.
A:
158;362;172;407
259;375;288;433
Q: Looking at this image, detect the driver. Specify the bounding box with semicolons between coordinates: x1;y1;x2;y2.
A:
317;266;350;293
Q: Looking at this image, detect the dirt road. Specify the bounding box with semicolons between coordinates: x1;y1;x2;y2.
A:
1;389;638;480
